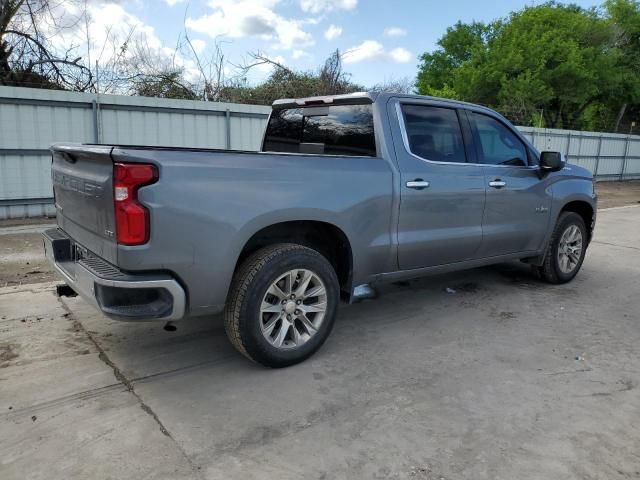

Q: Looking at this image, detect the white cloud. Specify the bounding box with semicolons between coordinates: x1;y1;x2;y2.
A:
50;3;164;58
292;49;310;59
389;47;412;63
301;17;322;25
343;40;413;64
324;25;342;40
165;0;186;5
254;54;287;74
299;0;357;14
190;39;207;55
186;0;314;50
45;2;204;87
383;27;407;37
343;40;384;64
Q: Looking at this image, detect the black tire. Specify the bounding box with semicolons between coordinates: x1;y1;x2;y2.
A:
224;243;339;368
534;212;588;284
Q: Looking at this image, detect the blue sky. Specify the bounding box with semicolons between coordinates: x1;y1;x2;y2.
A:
79;0;604;87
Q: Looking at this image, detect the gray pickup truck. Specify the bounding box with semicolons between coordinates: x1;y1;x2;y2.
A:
44;91;596;367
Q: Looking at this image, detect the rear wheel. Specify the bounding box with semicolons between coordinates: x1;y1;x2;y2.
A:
224;244;339;368
534;212;587;284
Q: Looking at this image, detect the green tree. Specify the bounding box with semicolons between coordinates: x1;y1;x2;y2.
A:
603;0;640;131
416;2;639;130
416;21;491;99
133;70;197;100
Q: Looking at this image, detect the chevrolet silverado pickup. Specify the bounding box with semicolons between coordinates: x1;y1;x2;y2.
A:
44;92;597;367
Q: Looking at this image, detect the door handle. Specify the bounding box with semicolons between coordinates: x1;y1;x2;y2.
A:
406;179;430;190
489;180;506;189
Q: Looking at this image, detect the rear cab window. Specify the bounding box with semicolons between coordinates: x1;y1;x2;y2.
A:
400;104;467;163
262;104;377;157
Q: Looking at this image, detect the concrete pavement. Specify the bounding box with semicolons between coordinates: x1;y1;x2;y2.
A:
1;207;639;479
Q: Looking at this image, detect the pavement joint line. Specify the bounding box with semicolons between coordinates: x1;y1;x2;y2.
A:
2;355;235;415
129;355;239;385
5;383;126;417
55;297;206;480
597;204;640;211
545;368;593;376
592;240;640;251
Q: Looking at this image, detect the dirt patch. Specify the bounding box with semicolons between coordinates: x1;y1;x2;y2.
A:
0;342;19;367
596;180;640;209
450;282;479;293
489;263;540;286
0;232;56;287
491;310;518;323
0;216;54;228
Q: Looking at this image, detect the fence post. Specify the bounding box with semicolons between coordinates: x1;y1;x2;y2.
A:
594;135;602;179
531;128;537;150
565;132;572;163
91;99;99;143
621;136;630;181
225;109;231;149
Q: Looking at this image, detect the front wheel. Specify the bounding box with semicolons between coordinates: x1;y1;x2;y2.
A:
224;244;339;368
534;212;588;284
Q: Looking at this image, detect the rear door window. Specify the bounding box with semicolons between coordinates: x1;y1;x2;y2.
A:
263;104;376;157
400;104;467;163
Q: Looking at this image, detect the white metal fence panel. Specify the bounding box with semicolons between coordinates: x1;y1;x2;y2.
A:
229;115;269;150
0;86;270;219
518;126;640;179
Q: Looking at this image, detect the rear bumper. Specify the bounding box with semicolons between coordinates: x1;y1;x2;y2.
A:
43;228;186;321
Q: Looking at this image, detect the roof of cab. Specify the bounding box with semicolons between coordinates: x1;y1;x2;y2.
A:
271;91;497;116
272;91;379;108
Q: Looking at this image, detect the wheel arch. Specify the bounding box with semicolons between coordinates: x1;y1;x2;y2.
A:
560;200;595;243
233;220;354;299
524;195;595;268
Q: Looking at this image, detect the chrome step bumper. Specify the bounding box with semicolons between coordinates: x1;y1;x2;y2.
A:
43;228;186;321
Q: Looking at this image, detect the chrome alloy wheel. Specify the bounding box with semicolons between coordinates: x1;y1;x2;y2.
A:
259;269;327;349
557;224;583;274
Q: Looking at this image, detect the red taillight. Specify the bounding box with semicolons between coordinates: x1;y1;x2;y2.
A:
113;163;158;245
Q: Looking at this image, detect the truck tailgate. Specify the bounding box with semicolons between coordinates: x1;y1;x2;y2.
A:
51;144;118;264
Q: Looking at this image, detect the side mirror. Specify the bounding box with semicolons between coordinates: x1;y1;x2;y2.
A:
540;151;564;172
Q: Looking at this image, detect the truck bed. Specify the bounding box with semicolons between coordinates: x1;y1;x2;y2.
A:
50;142;395;317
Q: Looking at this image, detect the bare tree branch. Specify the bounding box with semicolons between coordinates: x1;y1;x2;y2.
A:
238;50;293;76
1;0;92;90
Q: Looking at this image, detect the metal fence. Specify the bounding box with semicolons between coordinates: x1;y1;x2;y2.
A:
0;86;270;219
2;86;640;219
519;126;640;180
